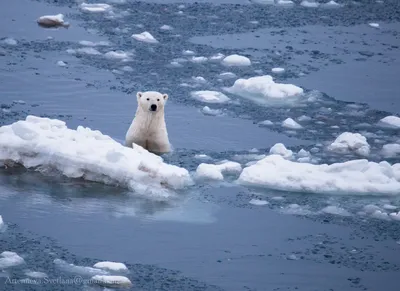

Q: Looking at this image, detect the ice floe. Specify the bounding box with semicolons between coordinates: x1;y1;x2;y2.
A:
91;275;132;288
300;0;320;7
190;56;208;63
201;106;223;116
25;271;48;278
269;143;293;159
131;31;158;44
54;259;108;276
271;67;285;73
369;22;380;28
0;251;25;269
196;161;242;181
221;54;251;67
160;25;173;30
80;3;112;12
382;144;400;158
56;61;67;67
237;155;400;195
3;38;17;46
93;261;128;272
219;72;236;79
0;116;192;198
79;40;110;47
378;116;400;128
282;118;303;129
37;14;69;28
190;91;230;104
249;199;269;206
328;132;370;156
104;50;133;60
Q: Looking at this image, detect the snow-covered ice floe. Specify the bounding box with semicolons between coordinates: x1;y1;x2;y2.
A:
300;0;320;7
382;144;400;158
190;91;230;104
67;47;102;55
224;75;303;105
328;132;370;157
80;3;112;12
79;40;110;47
91;275;132;288
93;261;128;272
37;14;69;28
0;116;192;198
54;259;109;276
282;118;302;129
0;251;25;269
369;22;380;28
378;116;400;128
221;54;251;67
131;31;158;44
196;161;242;181
237;155;400;195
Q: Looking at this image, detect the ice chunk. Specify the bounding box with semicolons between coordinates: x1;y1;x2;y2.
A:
369;22;380;28
183;50;195;56
69;47;102;55
104;50;132;60
121;66;133;72
201;106;222;116
37;14;69;28
93;262;128;272
0;116;192;198
224;75;303;104
91;275;132;288
190;56;208;63
219;72;236;79
297;115;311;122
0;251;25;269
209;53;225;61
195;154;211;160
25;271;48;278
281;204;313;215
57;61;67;67
3;38;17;45
382;144;400;158
190;91;230;104
378;116;400;128
328;132;370;156
269;143;293;159
79;40;110;46
237;155;400;195
371;210;389;220
196;161;242;181
80;3;112;12
321;206;351;216
297;149;311;158
271;67;285;73
282;118;302;129
323;0;342;7
389;212;400;221
259;120;274;126
221;54;251;67
300;0;320;7
160;25;173;30
54;259;108;276
383;204;397;210
277;0;294;4
192;76;207;83
249;199;269;206
131;32;158;44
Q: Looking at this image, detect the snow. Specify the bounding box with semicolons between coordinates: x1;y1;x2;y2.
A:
54;259;108;276
383;204;397;210
369;22;380;28
192;76;207;83
195;154;211;160
57;61;67;67
323;0;341;6
389;212;400;221
0;251;25;269
221;54;251;67
321;206;351;216
282;118;302;129
131;31;158;44
79;40;110;46
237;154;400;195
300;0;320;7
104;50;132;60
382;144;400;158
269;143;293;159
190;56;208;63
378;116;400;128
37;14;66;25
201;106;222;116
25;271;48;278
80;3;112;12
91;275;132;287
277;0;294;5
0;116;192;198
183;50;195;56
271;67;285;73
259;120;274;126
224;75;303;104
328;132;370;157
249;199;269;206
160;25;173;30
209;53;225;61
219;72;236;79
3;38;17;45
93;261;128;272
196;161;242;181
190;91;230;104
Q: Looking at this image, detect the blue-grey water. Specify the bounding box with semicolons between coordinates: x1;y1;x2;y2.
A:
1;0;400;290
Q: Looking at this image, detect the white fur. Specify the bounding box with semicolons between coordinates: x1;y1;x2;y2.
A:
125;91;171;154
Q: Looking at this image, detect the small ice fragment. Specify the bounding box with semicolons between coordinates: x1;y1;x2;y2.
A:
131;31;158;44
183;50;195;56
369;23;380;28
282;118;302;129
196;161;242;181
271;67;285;73
249;199;269;206
3;38;17;45
93;261;128;272
25;271;48;278
0;251;25;269
219;72;236;79
57;61;67;67
80;3;112;12
259;120;273;126
269;143;293;158
201;106;222;116
190;91;230;104
221;54;251;66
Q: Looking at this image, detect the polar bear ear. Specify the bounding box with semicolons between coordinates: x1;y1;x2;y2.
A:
162;94;168;101
136;92;143;100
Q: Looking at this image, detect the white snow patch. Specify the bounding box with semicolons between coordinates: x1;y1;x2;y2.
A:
271;67;285;73
56;61;67;67
201;106;223;116
237;155;400;195
378;116;400;128
249;199;269;206
219;72;236;79
183;50;195;56
277;0;294;5
79;40;110;46
91;275;132;288
369;23;380;28
328;132;370;156
0;116;192;198
300;0;320;7
281;204;313;215
25;271;48;278
131;32;158;44
390;212;400;221
80;3;112;12
160;25;173;30
382;144;400;158
269;143;293;159
37;14;66;26
104;50;132;60
68;47;102;55
321;206;351;216
190;91;230;104
323;0;342;7
209;53;225;61
195;154;211;160
259;120;274;126
282;118;302;129
383;204;397;210
93;262;128;272
190;56;208;63
54;259;108;276
196;161;242;181
3;38;17;46
221;54;251;67
0;252;25;269
224;75;303;104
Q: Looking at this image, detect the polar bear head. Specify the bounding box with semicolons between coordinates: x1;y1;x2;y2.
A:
137;91;168;113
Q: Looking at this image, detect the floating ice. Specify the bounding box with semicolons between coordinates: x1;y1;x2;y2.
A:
91;275;132;288
68;47;102;55
209;53;225;62
183;50;195;56
251;0;275;5
277;0;294;5
389;212;400;221
269;143;293;159
190;56;208;63
271;67;285;73
249;199;269;206
221;54;251;67
37;14;68;28
0;215;3;229
321;206;351;216
79;40;110;46
219;72;236;79
323;0;342;7
104;50;132;60
196;161;242;181
131;32;158;44
93;262;128;272
54;259;108;276
57;61;67;67
201;106;223;116
328;132;370;157
249;20;259;25
300;0;320;7
371;209;390;220
121;66;133;72
382;144;400;158
383;204;397;210
190;91;230;104
80;3;112;12
192;76;207;83
282;118;302;129
195;154;211;160
0;251;25;269
259;120;274;126
25;271;48;278
160;25;173;30
3;38;17;45
281;204;313;215
369;23;380;28
378;116;400;128
237;155;400;195
0;116;192;198
224;75;303;105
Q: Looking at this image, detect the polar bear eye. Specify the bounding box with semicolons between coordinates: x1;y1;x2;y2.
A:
157;99;160;101
146;98;150;101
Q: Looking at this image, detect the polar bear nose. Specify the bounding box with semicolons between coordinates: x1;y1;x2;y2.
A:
150;104;157;111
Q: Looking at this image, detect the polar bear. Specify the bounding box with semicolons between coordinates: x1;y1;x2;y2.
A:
125;91;171;154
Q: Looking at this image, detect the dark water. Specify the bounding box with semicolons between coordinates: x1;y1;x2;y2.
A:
1;0;400;290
